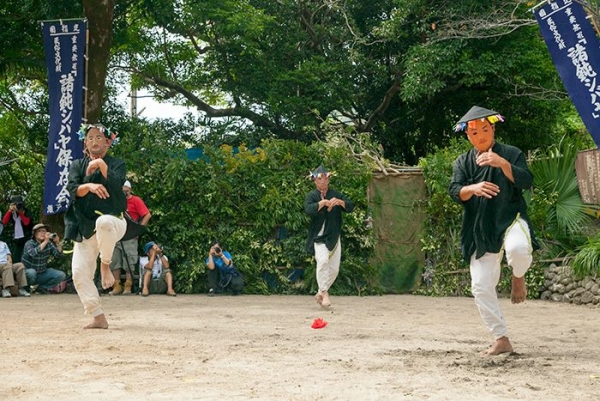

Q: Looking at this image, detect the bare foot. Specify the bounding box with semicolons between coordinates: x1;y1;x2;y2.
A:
321;291;331;308
482;336;514;356
314;292;323;305
100;262;115;289
511;275;527;304
83;314;109;329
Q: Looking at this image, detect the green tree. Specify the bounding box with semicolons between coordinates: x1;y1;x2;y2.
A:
112;0;573;164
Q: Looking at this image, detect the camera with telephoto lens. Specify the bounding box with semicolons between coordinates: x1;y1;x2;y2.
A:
49;233;58;240
214;246;221;254
16;202;24;211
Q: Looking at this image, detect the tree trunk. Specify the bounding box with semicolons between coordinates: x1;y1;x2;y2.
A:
83;0;114;123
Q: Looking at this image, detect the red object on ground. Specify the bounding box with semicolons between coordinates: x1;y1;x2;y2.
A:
311;318;328;329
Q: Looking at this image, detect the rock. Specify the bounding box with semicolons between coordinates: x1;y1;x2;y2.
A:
560;276;572;285
540;290;551;300
591;284;599;296
581;292;594;304
551;293;563;302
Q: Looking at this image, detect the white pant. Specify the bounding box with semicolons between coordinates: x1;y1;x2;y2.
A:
470;218;533;339
72;215;126;317
314;239;341;293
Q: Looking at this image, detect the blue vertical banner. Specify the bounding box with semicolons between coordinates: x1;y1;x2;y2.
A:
41;19;86;215
534;1;600;149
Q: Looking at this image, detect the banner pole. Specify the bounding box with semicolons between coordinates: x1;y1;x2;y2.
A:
83;22;89;123
529;0;549;13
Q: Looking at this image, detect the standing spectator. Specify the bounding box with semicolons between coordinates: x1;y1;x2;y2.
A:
22;223;66;293
64;123;127;329
1;239;30;298
110;180;151;295
304;165;354;308
2;195;34;263
140;241;176;297
449;105;538;356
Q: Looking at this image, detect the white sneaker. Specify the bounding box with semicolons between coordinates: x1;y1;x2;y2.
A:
2;288;11;298
18;288;31;297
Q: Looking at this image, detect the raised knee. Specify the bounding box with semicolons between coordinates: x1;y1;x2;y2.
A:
95;214;115;232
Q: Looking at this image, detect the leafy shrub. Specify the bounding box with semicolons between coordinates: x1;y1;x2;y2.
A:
571;231;600;278
416;138;471;296
114;121;375;294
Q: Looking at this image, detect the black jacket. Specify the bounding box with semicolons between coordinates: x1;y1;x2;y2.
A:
448;142;538;262
64;155;127;241
304;188;354;254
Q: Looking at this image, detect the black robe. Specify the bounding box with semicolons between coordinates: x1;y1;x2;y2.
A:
304;188;354;254
448;142;538;262
64;155;127;241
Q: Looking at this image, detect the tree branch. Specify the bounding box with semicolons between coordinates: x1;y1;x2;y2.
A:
121;67;299;139
361;78;402;132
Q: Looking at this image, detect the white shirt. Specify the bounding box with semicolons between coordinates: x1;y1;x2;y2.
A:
0;241;11;264
139;255;168;279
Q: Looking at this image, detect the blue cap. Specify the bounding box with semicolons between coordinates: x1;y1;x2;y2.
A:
144;241;155;255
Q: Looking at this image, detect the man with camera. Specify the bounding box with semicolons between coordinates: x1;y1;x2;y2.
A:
139;241;176;297
22;223;66;294
206;241;243;296
2;195;34;263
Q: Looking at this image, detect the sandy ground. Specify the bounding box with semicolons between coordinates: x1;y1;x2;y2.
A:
1;293;599;401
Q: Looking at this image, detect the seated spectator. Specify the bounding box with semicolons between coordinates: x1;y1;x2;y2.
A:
1;239;30;298
206;240;243;296
22;223;66;294
139;241;176;297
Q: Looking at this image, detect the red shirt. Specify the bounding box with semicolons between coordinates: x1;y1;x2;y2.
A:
126;195;150;222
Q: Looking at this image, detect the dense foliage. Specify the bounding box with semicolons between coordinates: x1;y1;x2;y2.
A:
112;0;577;164
112;122;376;294
571;231;600;278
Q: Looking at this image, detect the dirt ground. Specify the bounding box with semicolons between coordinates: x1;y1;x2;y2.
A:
1;293;599;401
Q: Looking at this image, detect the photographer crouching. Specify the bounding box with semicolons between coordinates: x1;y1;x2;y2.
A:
22;223;66;294
140;241;176;297
206;240;243;296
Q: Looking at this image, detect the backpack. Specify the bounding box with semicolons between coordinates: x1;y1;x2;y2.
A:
219;266;244;294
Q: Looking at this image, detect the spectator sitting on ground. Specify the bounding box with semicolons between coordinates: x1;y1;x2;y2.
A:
1;239;30;298
140;241;176;297
206;241;243;296
22;223;66;294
